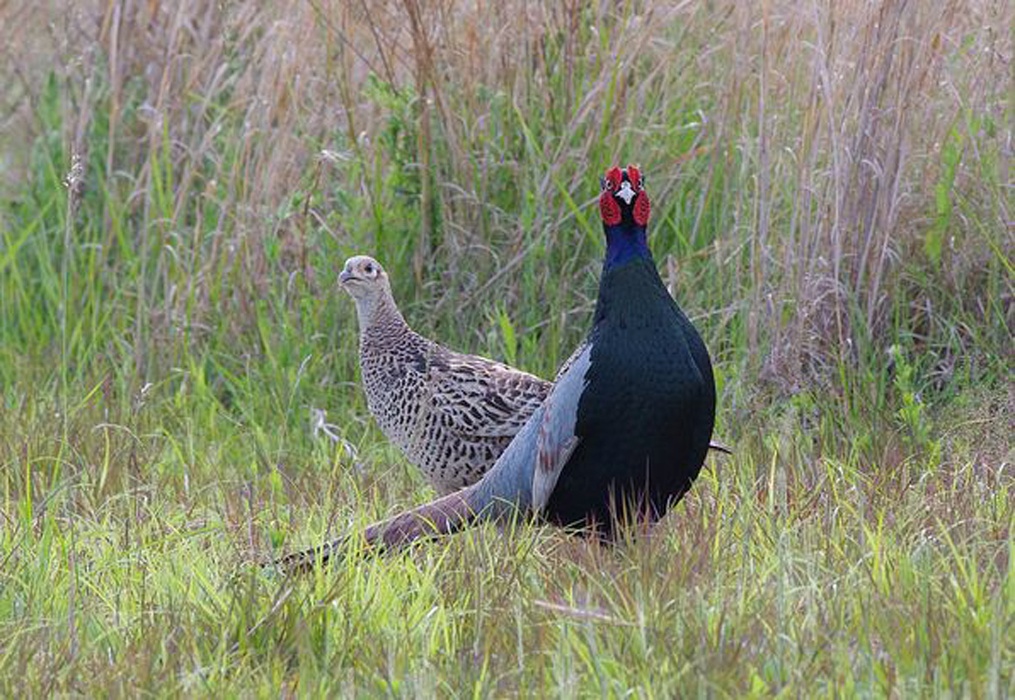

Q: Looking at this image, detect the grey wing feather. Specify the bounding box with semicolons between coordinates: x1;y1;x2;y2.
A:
531;344;591;512
552;340;589;382
461;343;591;518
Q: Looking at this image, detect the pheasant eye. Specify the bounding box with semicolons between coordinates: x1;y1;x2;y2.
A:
603;166;623;193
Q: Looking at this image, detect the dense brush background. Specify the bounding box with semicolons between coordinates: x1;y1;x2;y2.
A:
1;0;1011;695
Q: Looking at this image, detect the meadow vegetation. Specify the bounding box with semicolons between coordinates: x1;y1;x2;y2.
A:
0;0;1011;694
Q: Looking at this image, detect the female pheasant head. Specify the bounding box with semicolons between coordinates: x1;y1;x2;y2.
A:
599;165;652;268
339;255;399;329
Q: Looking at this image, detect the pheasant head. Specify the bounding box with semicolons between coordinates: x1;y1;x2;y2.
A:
599;165;652;268
339;255;397;328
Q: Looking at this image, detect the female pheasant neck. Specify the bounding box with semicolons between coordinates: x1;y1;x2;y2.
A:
354;282;410;339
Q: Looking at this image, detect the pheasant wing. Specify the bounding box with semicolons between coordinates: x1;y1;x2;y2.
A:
429;354;550;438
531;344;592;512
552;340;589;382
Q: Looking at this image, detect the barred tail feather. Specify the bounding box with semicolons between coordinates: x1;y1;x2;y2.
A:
277;489;480;573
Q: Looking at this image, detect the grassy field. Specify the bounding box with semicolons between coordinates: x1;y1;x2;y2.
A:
1;0;1011;695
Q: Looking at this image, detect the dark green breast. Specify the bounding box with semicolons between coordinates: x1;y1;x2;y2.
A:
544;257;716;531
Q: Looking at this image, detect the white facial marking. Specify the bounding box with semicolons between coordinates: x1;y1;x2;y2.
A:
615;180;636;205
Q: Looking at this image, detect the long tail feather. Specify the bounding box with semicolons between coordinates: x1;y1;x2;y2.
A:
277;488;480;573
277;427;728;573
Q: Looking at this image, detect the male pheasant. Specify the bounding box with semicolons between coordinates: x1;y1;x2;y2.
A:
287;166;717;569
338;254;548;494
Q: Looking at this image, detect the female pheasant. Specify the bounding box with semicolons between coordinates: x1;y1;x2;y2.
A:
338;254;549;494
285;166;717;569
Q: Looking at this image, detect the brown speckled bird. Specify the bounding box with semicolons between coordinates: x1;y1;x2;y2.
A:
339;255;550;494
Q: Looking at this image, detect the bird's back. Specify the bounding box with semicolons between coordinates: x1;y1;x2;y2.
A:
359;322;549;494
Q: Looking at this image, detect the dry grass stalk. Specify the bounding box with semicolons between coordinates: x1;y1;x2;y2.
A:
1;0;1009;390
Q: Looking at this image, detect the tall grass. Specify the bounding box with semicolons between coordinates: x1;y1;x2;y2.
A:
0;0;1011;694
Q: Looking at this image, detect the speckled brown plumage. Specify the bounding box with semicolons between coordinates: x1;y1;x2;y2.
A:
340;255;550;494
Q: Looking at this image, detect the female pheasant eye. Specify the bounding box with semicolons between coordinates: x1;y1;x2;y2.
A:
365;263;375;274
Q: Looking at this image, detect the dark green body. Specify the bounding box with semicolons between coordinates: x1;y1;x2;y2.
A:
544;256;716;530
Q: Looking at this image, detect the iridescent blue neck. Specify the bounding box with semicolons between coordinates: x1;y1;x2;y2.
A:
603;223;650;269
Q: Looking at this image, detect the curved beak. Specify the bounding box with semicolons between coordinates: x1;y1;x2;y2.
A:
339;269;355;285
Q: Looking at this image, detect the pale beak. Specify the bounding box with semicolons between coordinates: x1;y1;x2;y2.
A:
339;269;354;284
615;180;636;205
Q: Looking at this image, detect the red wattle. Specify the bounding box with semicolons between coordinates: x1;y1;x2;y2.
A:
599;190;621;225
603;166;622;192
626;165;641;190
633;191;651;226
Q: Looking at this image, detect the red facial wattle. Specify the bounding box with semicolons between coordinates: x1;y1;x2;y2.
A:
599;166;623;225
599;189;621;226
627;165;642;190
603;166;623;191
633;185;651;226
